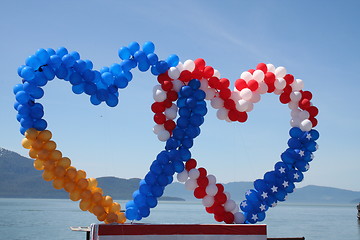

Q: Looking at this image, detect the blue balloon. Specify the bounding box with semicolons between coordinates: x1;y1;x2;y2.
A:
90;94;101;105
72;83;85;94
165;138;179;150
181;137;193;149
150;161;163;175
254;179;269;193
179;107;191;117
147;53;158;65
264;171;277;184
30;104;44;119
17;65;26;77
172;160;184;173
178;147;191;161
114;76;128;89
146;196;157;208
138;61;150;72
143;41;155;54
125;200;136;209
62;54;76;67
157;174;168;187
295;160;309;172
185;97;197;108
46;48;56;56
162;163;175;176
15;91;30;104
188;79;201;89
194;89;206;101
134;193;147;207
55;64;68;80
185;126;200;138
69;72;83;85
189;114;204;127
274;161;289;177
257;211;266;222
121;59;133;72
177;117;189;128
26;55;42;69
134;51;147;62
145;172;157;185
274;189;287;201
101;72;114;86
74;60;87;73
34;72;48;87
165;54;179;67
110;63;122;76
56;47;68;58
20;118;33;129
156;151;170;164
84;82;97;95
33;119;47;131
128;41;140;55
105;93;118;107
20;66;35;80
139;206;150;217
172;128;185;140
193;104;207;116
35;48;50;65
125;207;139;221
289;127;303;138
118;47;131;60
41;66;55;80
84;60;93;70
310;129;320;141
155;61;169;74
83;69;95;82
96;89;109;101
287;169;304;183
305;141;317;152
49;55;62;69
151;184;164;197
69;51;80;60
180;86;193;97
287;137;302;149
17;104;30;115
139;183;151;196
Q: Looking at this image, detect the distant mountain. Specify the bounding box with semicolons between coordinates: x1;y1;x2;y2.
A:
1;147;359;204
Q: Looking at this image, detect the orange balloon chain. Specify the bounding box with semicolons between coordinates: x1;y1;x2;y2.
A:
21;128;126;224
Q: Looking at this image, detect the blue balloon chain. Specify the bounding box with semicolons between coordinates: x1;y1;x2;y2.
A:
14;41;179;135
239;127;319;223
125;79;207;221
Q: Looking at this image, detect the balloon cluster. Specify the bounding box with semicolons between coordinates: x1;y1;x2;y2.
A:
15;41;319;224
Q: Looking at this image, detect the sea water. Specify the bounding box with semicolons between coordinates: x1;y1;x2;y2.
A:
0;198;359;240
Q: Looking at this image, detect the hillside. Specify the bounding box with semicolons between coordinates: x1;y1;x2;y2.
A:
1;147;359;204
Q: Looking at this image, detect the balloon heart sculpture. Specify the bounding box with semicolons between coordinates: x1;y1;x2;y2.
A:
14;41;319;224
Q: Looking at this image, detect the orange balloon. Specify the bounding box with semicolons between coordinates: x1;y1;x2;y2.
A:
80;189;92;200
92;192;103;203
42;169;55;181
87;178;98;189
57;157;71;169
29;148;39;159
33;159;44;170
69;188;82;201
79;199;92;211
37;149;50;160
77;178;89;189
49;150;62;161
43;160;56;171
64;181;76;193
75;170;86;181
37;130;52;142
43;141;57;151
53;177;65;189
31;139;44;150
101;196;113;208
21;138;33;149
117;212;126;224
65;167;77;180
25;128;39;140
54;166;66;178
97;213;107;222
110;202;121;213
105;212;118;224
92;205;106;217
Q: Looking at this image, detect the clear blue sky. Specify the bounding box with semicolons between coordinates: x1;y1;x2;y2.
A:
0;0;359;192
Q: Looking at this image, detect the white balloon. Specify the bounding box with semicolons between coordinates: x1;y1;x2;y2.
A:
266;63;275;73
291;109;301;118
240;71;253;81
183;59;195;72
153;124;164;134
236;99;249;112
234;212;245;224
200;78;209;90
210;97;224;109
249;92;261;103
225;116;232;122
291;79;304;91
275;66;287;78
168;67;180;80
274;78;286;90
231;91;242;101
172;79;183;92
290;91;302;102
231;204;240;214
253;70;265;82
298;110;310;121
300;119;312;132
240;88;253;101
256;81;268;94
205;184;218;196
154;89;167;102
202;195;215;207
245;102;254;112
205;88;216;100
157;130;170;142
273;88;283;95
165;108;177;120
185;178;198;191
290;119;298;127
288;101;299;110
177;170;189;182
188;168;200;179
213;69;221;78
216;108;228;120
207;174;216;185
224;199;236;212
176;62;184;72
224;191;231;200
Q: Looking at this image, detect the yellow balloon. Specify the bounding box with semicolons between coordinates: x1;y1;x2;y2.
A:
42;169;55;181
37;130;52;142
25;128;39;140
21;138;33;149
101;196;113;208
53;177;65;189
79;199;92;211
57;157;71;169
33;159;44;170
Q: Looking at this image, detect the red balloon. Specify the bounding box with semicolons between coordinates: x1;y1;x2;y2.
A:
203;66;214;78
264;72;276;93
224;99;236;110
283;85;292;94
247;80;259;91
279;92;291;104
161;81;173;91
164;120;176;131
205;205;215;213
237;111;248;123
214;213;225;222
191;68;203;80
299;98;311;110
197;177;209;187
178;70;192;82
219;78;230;90
213;205;225;215
163;99;172;108
157;72;171;83
194;58;206;70
302;91;313;100
154;113;166;124
248;69;255;74
166;90;178;101
228;110;240;122
208;77;221;89
309;117;318;127
256;63;268;73
284;74;294;84
223;212;235;224
194;186;207;199
219;88;231;100
214;192;227;204
234;79;248;91
151;102;165;113
307;106;319;117
216;184;224;193
198;167;207;177
185;159;197;171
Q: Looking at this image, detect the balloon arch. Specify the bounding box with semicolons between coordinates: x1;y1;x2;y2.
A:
14;41;319;224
